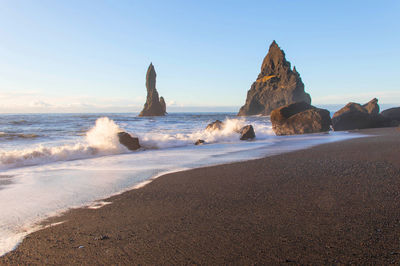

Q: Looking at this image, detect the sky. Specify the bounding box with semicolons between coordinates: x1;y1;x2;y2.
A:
0;0;399;113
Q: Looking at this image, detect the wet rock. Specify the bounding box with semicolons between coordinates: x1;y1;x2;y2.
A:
239;125;255;140
238;41;311;116
271;102;331;136
139;63;167;116
195;139;205;145
332;99;384;131
206;120;224;131
117;132;141;151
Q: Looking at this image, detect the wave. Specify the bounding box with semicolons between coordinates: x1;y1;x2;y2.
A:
0;118;129;170
0;117;274;170
0;132;39;139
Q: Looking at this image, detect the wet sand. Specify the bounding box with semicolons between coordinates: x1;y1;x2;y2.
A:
1;127;400;264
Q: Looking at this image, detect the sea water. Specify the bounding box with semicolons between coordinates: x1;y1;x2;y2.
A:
0;112;359;256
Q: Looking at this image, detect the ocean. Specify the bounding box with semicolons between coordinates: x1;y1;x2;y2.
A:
0;112;359;256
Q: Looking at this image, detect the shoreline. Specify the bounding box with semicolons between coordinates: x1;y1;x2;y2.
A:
1;127;399;264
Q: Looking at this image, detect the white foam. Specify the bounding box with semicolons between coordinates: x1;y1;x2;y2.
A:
0;117;273;170
0;117;128;170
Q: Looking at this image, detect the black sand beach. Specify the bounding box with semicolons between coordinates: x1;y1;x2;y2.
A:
1;127;399;264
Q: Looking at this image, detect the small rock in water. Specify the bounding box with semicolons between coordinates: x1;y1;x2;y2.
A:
239;125;255;140
117;131;140;151
206;120;224;131
195;139;205;145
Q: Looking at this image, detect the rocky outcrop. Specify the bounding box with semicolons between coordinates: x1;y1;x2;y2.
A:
160;96;167;114
239;125;255;140
139;63;167;117
332;99;384;131
117;132;140;150
238;41;311;116
271;102;331;136
381;107;400;127
362;98;379;114
206;120;224;131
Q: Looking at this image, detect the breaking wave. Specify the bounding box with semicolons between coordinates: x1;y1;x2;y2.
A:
0;117;274;170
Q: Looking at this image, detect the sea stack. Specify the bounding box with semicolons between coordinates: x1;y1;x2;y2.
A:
238;41;311;116
139;63;167;117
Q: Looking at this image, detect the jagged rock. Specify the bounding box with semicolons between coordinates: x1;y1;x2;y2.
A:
362;98;379;114
271;102;331;136
239;125;255;140
381;107;400;127
206;120;224;131
117;132;140;151
195;139;205;145
139;63;167;117
332;99;384;131
238;41;311;116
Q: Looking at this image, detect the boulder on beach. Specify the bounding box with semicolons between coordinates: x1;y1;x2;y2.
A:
238;41;311;116
332;99;384;131
362;98;379;114
195;139;205;145
381;107;400;127
206;120;224;131
117;132;141;151
271;102;331;136
239;125;255;140
139;63;167;117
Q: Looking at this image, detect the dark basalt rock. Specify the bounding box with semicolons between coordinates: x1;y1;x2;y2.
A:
381;107;400;127
117;132;140;151
271;102;331;136
238;41;311;116
362;98;379;114
160;96;167;114
239;125;255;140
206;120;224;131
195;139;205;145
139;63;167;117
332;99;384;131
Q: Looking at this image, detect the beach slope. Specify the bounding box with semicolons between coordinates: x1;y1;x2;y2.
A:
2;127;400;264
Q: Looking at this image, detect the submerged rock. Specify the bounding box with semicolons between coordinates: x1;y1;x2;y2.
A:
139;63;167;117
195;139;205;145
271;102;331;136
117;132;141;151
238;41;311;116
239;125;255;140
206;120;224;131
332;99;384;131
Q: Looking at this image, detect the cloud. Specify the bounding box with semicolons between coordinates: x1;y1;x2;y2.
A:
29;100;53;108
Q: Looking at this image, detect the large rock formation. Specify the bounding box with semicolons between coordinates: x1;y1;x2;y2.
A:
271;102;331;136
332;99;384;131
380;107;400;127
238;41;311;116
139;63;167;117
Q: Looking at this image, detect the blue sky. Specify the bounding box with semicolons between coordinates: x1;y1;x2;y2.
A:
0;0;399;113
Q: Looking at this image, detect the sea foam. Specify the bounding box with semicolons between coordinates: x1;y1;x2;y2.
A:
0;117;273;170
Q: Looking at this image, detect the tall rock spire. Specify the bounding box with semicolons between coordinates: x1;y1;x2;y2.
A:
139;63;167;117
238;41;311;116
